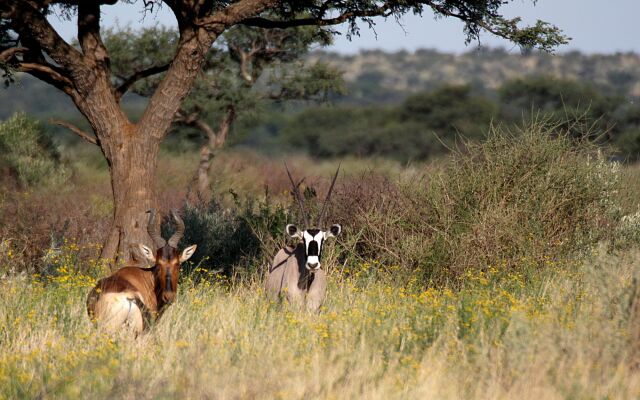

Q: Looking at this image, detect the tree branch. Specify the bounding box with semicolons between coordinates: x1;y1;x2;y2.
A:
17;62;77;96
228;42;255;84
115;63;171;101
139;0;275;139
212;105;236;148
2;0;85;74
424;1;511;41
49;118;99;146
0;47;28;62
197;0;278;33
77;1;109;68
238;2;394;29
8;32;80;100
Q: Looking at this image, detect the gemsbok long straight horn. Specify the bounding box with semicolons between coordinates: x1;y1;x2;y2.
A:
86;209;197;335
265;163;342;312
317;163;340;228
284;161;310;227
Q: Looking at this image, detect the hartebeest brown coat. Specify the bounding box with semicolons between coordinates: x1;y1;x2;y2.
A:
86;210;196;334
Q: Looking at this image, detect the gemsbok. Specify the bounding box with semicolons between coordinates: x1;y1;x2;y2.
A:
265;164;342;312
86;209;196;335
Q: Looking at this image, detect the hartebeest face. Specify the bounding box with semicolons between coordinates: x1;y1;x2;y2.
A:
139;244;197;304
86;209;197;335
140;208;196;304
286;224;341;271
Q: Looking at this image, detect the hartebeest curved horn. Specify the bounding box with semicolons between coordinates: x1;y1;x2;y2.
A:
147;209;166;249
167;209;185;248
284;162;310;227
317;163;341;228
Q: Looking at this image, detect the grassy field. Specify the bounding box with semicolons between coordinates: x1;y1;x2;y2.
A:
3;124;640;399
1;244;640;398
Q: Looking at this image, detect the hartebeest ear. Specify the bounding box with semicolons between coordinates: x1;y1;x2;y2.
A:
138;244;156;263
180;245;197;263
286;224;302;239
325;224;342;239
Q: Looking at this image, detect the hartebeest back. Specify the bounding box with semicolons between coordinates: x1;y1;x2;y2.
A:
86;209;196;334
265;164;342;312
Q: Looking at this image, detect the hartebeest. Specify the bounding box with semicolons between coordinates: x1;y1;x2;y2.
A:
265;164;342;312
86;209;196;334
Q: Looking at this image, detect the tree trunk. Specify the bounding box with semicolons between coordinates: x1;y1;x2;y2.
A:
100;131;160;264
73;27;216;266
196;137;215;202
5;0;278;266
67;69;159;266
193;106;236;201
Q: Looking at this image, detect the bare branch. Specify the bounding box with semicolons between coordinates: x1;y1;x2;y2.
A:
115;63;171;101
9;36;79;100
17;62;77;98
0;47;28;62
211;105;236;148
174;108;201;125
228;42;254;84
49;118;99;146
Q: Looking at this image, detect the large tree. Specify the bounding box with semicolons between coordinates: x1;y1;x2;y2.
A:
0;0;567;264
104;24;344;201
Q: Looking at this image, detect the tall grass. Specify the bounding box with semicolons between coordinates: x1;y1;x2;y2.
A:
1;119;639;398
0;244;639;398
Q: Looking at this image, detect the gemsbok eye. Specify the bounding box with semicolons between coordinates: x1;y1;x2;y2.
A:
265;163;341;313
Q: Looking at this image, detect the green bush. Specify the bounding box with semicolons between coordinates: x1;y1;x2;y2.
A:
178;200;261;275
0;112;69;186
281;85;498;162
498;76;623;141
178;195;289;277
334;119;621;284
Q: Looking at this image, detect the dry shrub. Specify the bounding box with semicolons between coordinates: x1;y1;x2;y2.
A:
330;172;408;260
333;121;620;283
0;185;111;274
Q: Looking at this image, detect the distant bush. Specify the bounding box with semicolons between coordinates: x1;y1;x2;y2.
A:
498;76;623;141
0;112;69;186
178;195;289;276
333;120;621;283
281;85;498;162
179;200;260;275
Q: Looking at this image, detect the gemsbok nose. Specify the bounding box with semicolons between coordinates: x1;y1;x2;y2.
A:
307;262;319;270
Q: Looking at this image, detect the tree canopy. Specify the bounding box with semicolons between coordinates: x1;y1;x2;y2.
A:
0;0;569;263
1;1;568;90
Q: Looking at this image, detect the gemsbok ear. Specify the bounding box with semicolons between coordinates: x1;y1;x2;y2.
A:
180;245;197;263
138;244;156;263
325;224;342;238
286;224;302;238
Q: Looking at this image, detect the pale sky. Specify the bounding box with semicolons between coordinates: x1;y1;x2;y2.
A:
49;0;639;54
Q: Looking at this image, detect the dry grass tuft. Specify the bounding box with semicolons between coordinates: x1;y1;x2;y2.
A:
1;245;640;398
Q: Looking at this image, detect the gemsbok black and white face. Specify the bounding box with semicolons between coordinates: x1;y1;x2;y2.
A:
284;162;342;272
286;224;342;271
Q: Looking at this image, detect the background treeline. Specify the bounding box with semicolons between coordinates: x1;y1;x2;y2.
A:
2;49;640;162
242;76;640;161
311;48;640;103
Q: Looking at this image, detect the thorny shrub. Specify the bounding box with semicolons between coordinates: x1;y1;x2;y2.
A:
331;121;621;284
